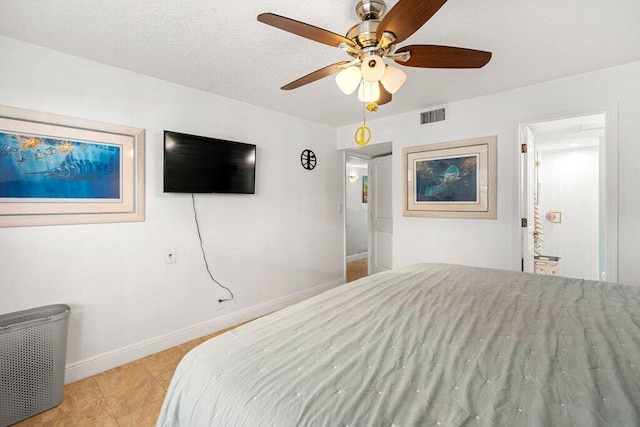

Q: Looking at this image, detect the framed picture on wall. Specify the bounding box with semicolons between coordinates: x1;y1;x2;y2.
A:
362;175;368;203
0;105;145;227
402;136;497;218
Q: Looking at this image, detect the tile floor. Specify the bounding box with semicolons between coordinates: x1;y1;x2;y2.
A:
14;264;367;426
14;325;239;427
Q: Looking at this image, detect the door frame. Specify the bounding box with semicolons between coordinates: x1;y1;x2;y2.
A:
342;144;393;281
520;125;536;274
342;151;375;282
516;105;619;282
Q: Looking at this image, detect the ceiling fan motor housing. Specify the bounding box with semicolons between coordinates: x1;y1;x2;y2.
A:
347;0;396;59
355;0;386;21
346;21;380;50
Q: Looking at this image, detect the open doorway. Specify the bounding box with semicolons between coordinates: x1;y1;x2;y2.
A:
343;142;392;282
520;113;614;281
345;156;369;282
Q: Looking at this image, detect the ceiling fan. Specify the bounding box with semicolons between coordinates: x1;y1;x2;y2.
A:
257;0;492;107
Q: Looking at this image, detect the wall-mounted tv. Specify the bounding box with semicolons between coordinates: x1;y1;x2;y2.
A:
164;131;256;194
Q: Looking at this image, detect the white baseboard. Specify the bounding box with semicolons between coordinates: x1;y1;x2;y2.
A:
65;277;344;383
346;252;368;263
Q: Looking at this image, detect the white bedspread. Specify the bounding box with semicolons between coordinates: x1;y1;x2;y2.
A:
157;264;640;426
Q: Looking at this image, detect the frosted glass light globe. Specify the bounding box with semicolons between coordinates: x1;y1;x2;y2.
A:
358;81;380;103
335;66;362;95
360;55;385;83
381;65;407;94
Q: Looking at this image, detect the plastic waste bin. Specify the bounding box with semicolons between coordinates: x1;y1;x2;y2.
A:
0;304;70;426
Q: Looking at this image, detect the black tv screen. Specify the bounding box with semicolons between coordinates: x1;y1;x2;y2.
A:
164;131;256;194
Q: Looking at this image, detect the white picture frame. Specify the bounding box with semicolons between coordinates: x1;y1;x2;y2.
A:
402;136;497;219
0;105;145;227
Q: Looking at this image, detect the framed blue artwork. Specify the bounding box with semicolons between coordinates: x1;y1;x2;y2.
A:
0;105;145;227
402;136;497;218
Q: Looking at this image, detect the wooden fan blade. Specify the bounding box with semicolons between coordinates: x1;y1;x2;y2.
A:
378;84;392;105
395;45;492;68
258;13;355;48
281;61;351;90
377;0;447;44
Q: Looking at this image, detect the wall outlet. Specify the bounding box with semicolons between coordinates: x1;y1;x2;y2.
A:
165;248;177;264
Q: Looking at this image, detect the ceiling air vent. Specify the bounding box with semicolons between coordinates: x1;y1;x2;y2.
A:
420;106;447;126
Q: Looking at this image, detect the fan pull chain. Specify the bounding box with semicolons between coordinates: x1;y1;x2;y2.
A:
354;103;372;146
362;102;366;126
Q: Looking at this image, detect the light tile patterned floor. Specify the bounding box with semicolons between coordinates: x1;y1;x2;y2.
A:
13;326;237;427
14;265;366;426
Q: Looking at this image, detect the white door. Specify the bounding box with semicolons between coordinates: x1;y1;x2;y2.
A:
368;155;393;274
521;126;536;272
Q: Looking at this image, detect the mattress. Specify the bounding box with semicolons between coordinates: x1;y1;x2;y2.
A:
157;263;640;426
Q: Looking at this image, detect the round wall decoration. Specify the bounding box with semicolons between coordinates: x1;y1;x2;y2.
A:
300;149;317;170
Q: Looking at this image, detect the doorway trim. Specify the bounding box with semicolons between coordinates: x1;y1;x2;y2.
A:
342;142;393;282
516;104;619;282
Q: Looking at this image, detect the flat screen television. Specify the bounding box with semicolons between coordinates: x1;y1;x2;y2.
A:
164;131;256;194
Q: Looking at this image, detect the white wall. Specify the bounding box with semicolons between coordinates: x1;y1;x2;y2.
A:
537;146;599;280
0;36;345;381
338;61;640;285
345;158;368;259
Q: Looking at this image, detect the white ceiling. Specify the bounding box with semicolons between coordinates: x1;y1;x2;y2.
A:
529;114;604;150
1;0;639;127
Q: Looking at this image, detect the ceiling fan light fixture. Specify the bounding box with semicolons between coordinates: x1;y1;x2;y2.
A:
360;54;386;83
335;66;362;94
381;65;407;94
258;0;493;107
358;80;380;103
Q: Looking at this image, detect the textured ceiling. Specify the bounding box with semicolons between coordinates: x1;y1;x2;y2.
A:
1;0;639;127
530;114;604;150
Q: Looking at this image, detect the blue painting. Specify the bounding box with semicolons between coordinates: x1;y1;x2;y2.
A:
415;155;478;202
0;131;121;199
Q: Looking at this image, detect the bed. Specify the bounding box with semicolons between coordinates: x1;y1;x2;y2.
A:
157;263;640;426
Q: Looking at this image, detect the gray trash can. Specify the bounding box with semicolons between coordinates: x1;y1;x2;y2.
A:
0;304;70;427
